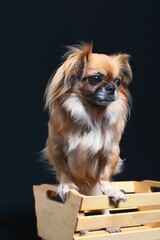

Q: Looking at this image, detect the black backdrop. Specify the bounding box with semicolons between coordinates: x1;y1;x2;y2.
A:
1;1;160;239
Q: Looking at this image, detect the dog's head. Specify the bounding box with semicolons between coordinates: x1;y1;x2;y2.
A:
46;42;132;112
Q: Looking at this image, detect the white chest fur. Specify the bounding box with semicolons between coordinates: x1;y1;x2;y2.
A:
63;93;127;161
67;125;113;157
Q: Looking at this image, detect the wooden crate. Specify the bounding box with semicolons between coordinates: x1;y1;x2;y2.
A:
33;180;160;240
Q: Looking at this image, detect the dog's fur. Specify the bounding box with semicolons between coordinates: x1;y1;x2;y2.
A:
44;42;132;208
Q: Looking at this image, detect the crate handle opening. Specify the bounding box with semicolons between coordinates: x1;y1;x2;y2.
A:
151;187;160;192
138;181;160;193
46;190;64;204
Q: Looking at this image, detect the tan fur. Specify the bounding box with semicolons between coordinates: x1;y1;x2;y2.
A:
45;42;132;199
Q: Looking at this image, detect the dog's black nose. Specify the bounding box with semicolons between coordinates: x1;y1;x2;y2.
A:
105;84;116;95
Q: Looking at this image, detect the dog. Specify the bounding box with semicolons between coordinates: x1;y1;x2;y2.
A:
44;42;132;232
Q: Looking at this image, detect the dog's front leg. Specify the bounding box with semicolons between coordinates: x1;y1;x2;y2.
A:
98;147;126;233
100;145;126;203
46;139;79;201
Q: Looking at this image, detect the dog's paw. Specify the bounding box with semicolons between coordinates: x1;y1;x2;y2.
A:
57;183;79;202
100;181;126;203
106;227;121;233
107;189;126;203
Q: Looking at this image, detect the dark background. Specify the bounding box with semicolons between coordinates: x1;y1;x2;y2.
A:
1;0;160;239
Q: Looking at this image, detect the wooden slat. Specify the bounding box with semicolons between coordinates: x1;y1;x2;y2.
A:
110;181;135;193
74;228;160;240
74;226;150;239
80;192;160;211
76;209;160;231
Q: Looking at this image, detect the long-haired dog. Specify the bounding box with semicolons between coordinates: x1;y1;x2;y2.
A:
44;42;132;232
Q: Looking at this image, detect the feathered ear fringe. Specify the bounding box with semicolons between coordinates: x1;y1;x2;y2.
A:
45;42;93;115
113;54;132;87
117;54;133;117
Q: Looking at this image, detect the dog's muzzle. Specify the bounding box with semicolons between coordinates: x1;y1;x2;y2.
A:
95;83;118;106
86;83;118;107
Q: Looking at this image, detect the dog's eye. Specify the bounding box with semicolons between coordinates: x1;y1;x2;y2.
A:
89;75;101;85
115;78;121;86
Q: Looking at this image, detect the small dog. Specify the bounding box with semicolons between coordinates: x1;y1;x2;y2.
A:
44;42;132;232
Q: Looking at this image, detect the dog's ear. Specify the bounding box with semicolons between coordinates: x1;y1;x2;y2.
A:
117;54;132;87
63;42;92;84
45;42;92;113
